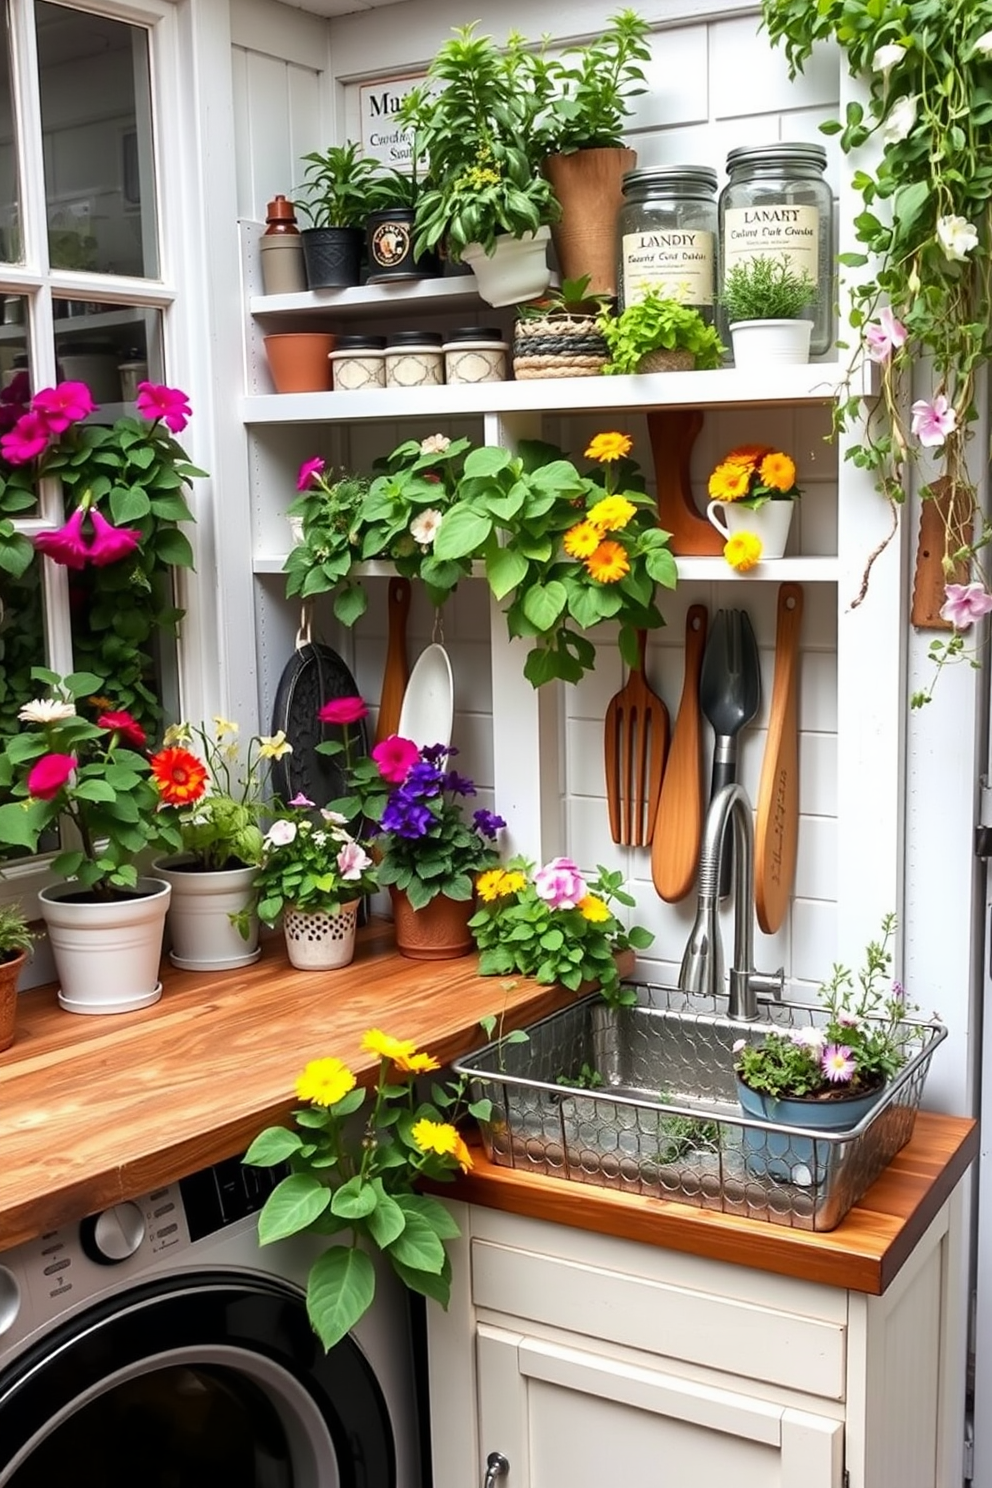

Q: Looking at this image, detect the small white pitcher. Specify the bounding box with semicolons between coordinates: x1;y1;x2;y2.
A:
705;497;796;560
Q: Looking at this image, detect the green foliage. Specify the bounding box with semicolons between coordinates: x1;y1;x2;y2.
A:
555;1062;603;1089
294;142;380;228
527;9;652;155
720;254;818;322
516;274;614;320
0;901;34;958
365;167;422;214
253;801;377;925
598;292;726;373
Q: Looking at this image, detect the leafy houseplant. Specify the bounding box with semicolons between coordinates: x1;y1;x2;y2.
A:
0;900;33;1051
720;255;818;323
244;1028;488;1350
527;9;651;157
469;855;654;1007
364;167;438;283
598;292;726;374
293;141;377;288
254;799;378;926
512;274;613;380
705;443;803;572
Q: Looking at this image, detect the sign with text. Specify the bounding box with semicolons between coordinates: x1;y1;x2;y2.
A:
359;73;429;171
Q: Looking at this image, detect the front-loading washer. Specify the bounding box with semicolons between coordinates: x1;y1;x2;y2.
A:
0;1154;427;1486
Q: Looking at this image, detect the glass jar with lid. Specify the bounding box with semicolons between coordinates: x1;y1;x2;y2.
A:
616;166;718;318
718;143;833;355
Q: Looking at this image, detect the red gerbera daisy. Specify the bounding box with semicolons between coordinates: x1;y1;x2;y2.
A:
149;746;209;806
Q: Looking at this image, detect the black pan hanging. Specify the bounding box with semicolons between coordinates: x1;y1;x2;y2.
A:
269;608;369;809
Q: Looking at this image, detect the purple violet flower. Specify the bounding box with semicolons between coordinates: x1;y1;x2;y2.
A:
473;809;506;840
381;792;432;839
444;770;476;796
406;760;444;798
422;742;455;765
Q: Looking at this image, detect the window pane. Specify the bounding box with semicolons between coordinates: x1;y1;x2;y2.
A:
0;3;20;264
36;2;158;279
53;299;162;405
0;560;45;732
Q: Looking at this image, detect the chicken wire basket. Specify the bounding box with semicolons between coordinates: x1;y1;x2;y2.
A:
453;984;946;1231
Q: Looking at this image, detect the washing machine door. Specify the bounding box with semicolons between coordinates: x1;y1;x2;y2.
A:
0;1271;396;1487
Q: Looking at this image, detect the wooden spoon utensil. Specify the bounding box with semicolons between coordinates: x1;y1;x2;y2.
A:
755;583;804;935
650;604;707;901
604;630;669;847
375;577;411;744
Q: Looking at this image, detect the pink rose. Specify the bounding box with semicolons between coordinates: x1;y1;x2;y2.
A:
27;753;76;799
97;710;147;748
534;856;587;910
318;696;368;726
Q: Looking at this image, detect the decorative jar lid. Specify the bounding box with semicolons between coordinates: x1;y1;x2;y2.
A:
443;326;504;344
386;330;444;348
332;334;387;351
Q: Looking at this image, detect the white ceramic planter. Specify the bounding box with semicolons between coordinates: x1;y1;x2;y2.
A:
729;318;813;368
154;855;261;971
39;877;171;1015
460;228;552;308
283;900;359;970
705;496;796;560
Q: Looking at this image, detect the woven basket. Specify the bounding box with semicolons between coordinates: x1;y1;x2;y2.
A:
513;313;609;380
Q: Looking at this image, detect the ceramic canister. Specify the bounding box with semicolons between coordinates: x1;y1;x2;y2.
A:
328;334;387;392
384;330;445;389
442;326;509;385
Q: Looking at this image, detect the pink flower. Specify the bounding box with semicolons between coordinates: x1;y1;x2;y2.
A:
2;409;52;464
337;838;373;880
32;380;97;432
864;305;907;363
821;1044;857;1083
27;752;76;799
135;382;192;433
534;856;587;910
97;710;147;748
297;457;325;490
33;507;89;569
372;735;420;783
318;696;368;726
939;581;992;629
288;792;315;807
87;508;141;566
265;819;297;848
910;393;957;448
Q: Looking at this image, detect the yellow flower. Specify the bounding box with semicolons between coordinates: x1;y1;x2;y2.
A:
578;893;611;922
258;729;293;759
563;520;603;559
296;1057;356;1107
724;532;763;572
585;540;630;583
707;461;753;502
362;1029;417;1062
213;716;238;740
394;1049;441;1074
724;443;772;468
162;721;192;747
412;1118;473;1172
500;870;528;896
477;869;507;901
585;432;633;463
758;451;797;492
587;495;638;533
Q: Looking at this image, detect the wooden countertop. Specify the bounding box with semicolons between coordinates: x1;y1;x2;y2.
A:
0;929;977;1295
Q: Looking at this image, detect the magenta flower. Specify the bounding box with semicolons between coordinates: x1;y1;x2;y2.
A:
821;1044;857;1083
87;508;141;566
135;381;192;433
297;457;325;490
97;710;147;748
910;393;957;448
2;409;52;464
864;305;907;363
372;735;421;784
289;792;315;808
27;752;76;799
318;696;368;726
32;380;97;432
939;581;992;629
337;838;373;880
33;507;90;569
534;856;587;909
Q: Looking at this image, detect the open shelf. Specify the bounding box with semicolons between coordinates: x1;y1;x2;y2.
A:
252;553;838;582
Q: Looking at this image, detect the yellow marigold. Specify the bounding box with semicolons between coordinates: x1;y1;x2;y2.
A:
707;461;753;502
585;540;630;584
362;1029;417;1062
411;1118;473;1170
393;1049;441;1075
587;495;638;533
724;532;763;573
296;1057;356;1107
563;520;603;559
477;868;507;902
578;894;611;922
724;443;773;468
585;431;633;463
758;451;797;492
500;870;528;896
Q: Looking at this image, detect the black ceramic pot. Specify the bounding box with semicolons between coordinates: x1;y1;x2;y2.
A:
364;208;439;283
301;227;363;289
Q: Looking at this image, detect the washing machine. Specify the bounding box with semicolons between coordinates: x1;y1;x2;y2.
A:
0;1154;428;1486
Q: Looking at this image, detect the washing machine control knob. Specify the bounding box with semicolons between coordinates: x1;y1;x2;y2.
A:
80;1202;146;1264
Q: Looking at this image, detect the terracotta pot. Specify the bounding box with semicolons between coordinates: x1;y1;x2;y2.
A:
0;949;26;1050
263;333;335;394
389;887;474;961
543;146;636;298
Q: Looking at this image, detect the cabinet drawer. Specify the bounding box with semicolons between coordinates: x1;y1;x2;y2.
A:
471;1238;847;1400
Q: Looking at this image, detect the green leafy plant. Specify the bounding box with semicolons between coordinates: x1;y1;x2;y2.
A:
516;273;613;320
527;9;652;155
253;797;378;925
720;254;818;322
0;901;34;960
555;1062;604;1090
598;292;726;373
365;166;422;214
469;856;653;1007
294;142;380;229
244;1027;492;1350
656;1111;721;1163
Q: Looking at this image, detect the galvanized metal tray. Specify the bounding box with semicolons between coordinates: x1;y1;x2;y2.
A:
454;985;946;1231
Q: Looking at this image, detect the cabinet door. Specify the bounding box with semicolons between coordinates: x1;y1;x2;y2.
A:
476;1324;843;1488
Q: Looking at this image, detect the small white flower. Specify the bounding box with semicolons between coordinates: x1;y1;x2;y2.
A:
974;29;992;58
410;508;444;547
732;1038;747;1054
265;819;297;848
881;93;917;144
936;213;979;263
790;1026;827;1050
872;42;906;76
420;433;450;455
18;697;76;725
320;809;349;825
312;830;328;847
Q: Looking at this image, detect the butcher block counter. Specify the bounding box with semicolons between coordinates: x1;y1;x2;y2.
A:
0;925;976;1299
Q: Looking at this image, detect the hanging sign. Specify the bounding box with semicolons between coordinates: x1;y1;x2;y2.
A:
358;73;429;171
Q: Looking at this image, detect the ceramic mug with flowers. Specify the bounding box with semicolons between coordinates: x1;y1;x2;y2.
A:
706;444;803;570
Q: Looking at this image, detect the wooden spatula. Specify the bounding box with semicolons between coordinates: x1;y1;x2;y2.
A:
755;583;804;935
375;577;411;743
603;630;669;846
651;605;707;901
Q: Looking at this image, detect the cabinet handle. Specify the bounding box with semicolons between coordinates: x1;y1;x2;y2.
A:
483;1451;510;1487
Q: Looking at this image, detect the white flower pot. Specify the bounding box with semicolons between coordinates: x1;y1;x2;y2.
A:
283;900;359;970
460;229;552;308
729;318;812;368
153;855;261;971
39;877;171;1015
706;496;796;560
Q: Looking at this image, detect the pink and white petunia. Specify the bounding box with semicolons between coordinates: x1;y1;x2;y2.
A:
910;393;957;448
864;305;907;363
337;838;373;880
534;856;588;910
265;819;298;848
410;508;443;547
939;581;992;629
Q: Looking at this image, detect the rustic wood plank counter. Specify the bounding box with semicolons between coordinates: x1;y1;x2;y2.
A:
0;927;977;1296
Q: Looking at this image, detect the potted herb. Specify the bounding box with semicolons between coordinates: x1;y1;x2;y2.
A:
705;442;803;569
293;141;379;287
719;255;818;367
0;901;34;1051
363;167;438;283
598;291;725;373
512;274;613;380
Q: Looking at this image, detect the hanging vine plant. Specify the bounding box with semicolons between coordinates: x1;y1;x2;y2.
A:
761;0;992;700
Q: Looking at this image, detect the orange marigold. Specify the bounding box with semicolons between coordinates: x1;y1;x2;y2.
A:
563;520;604;559
724;443;773;468
149;746;209;806
707;461;753;502
758;451;797;492
585;540;630;583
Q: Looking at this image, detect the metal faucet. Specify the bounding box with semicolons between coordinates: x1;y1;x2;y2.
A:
678;782;784;1020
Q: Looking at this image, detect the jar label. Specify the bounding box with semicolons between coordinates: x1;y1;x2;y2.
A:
621;229;715;307
722;204;819;279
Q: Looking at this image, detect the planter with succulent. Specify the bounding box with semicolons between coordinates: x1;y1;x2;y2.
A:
293;141;379;288
397;25;559;306
598;290;726;374
364;166;438;283
512;275;613;380
705;442;804;570
0;901;34;1050
719;254;819;367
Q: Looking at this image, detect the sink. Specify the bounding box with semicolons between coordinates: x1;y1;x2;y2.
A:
453;987;944;1231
